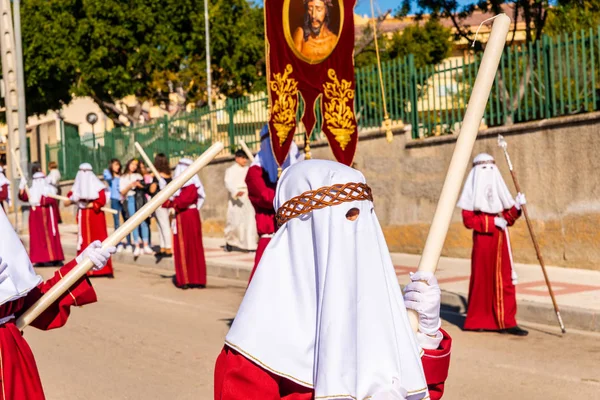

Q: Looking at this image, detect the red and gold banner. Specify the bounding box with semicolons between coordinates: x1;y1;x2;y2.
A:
266;0;358;166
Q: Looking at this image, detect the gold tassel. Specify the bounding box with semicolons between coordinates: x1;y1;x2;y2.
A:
304;141;312;160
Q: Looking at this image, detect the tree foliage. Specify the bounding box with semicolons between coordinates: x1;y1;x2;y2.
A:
354;18;452;69
20;0;265;124
396;0;549;46
545;0;600;36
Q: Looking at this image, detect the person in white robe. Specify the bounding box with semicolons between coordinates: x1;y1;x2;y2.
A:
224;150;258;252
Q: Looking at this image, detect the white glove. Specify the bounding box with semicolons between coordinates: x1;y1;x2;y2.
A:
19;177;27;190
511;268;519;285
76;240;116;271
372;378;407;400
494;217;508;230
158;178;167;190
515;192;527;210
404;271;442;336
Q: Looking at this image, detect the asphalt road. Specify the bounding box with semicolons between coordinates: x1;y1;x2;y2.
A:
25;261;600;400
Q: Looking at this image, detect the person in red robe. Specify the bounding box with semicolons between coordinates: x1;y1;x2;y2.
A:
0;166;10;211
458;153;528;336
65;163;114;278
162;158;207;289
0;205;115;400
245;126;301;281
215;160;451;400
18;172;64;266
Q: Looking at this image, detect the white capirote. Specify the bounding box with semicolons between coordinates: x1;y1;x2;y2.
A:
226;159;428;400
71;163;105;201
0;206;43;307
457;153;515;214
173;158;206;209
28;172;57;206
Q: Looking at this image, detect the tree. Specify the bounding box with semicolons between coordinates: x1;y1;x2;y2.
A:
545;0;600;36
19;0;266;125
354;16;451;69
387;18;452;68
396;0;549;47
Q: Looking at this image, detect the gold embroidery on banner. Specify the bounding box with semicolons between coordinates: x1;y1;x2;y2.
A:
270;64;299;145
323;69;356;150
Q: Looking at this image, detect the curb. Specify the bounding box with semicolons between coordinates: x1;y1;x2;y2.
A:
26;239;600;333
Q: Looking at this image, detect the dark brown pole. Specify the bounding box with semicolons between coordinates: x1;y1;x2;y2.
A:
499;135;566;333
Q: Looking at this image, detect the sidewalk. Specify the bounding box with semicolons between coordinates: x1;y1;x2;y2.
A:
24;223;600;333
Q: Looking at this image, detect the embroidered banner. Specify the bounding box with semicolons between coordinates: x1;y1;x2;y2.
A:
266;0;358;166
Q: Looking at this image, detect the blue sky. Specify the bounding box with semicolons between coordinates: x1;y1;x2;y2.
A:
353;0;472;17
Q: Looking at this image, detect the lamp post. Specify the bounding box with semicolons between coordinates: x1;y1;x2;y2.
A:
204;0;212;110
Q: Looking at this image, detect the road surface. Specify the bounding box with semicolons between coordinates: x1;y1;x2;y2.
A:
26;261;600;399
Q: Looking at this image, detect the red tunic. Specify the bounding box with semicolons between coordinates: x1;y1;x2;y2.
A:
0;184;8;210
0;259;97;400
214;329;452;400
462;206;522;331
163;185;207;287
245;166;277;279
18;192;64;264
67;190;113;277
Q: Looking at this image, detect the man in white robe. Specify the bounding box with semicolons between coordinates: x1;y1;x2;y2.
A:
224;150;258;252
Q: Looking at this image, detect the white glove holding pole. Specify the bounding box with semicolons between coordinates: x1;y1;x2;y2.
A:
494;217;508;230
19;178;27;191
76;241;116;271
404;271;442;334
515;192;526;210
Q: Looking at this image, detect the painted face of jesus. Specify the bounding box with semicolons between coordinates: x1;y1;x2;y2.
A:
307;0;327;35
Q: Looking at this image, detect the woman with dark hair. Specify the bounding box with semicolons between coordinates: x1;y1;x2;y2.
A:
103;158;130;252
153;153;173;256
120;158;152;257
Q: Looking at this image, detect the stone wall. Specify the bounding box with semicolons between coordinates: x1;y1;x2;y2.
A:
56;111;600;270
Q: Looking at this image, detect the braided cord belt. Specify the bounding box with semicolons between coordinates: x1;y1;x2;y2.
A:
276;182;373;226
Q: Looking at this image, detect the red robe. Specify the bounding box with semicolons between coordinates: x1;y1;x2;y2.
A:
18;192;64;264
163;185;207;287
67;190;113;277
462;206;522;331
245;166;277;281
0;259;97;400
0;184;8;210
214;329;452;400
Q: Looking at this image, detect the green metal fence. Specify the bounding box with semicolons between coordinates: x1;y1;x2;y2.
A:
48;27;600;179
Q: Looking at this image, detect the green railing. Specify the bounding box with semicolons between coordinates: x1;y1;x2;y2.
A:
48;27;600;179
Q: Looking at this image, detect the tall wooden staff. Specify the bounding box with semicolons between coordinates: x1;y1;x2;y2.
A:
408;14;511;331
498;135;566;333
238;140;255;162
16;142;224;331
46;193;117;215
10;148;34;211
134;142;163;180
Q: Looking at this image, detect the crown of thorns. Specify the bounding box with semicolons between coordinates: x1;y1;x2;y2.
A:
303;0;333;7
473;160;495;167
276;182;373;226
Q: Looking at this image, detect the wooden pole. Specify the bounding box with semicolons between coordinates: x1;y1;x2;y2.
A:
47;193;117;215
10;148;34;211
134;142;163;181
238;140;255;162
16;142;224;331
498;134;566;333
408;14;511;331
